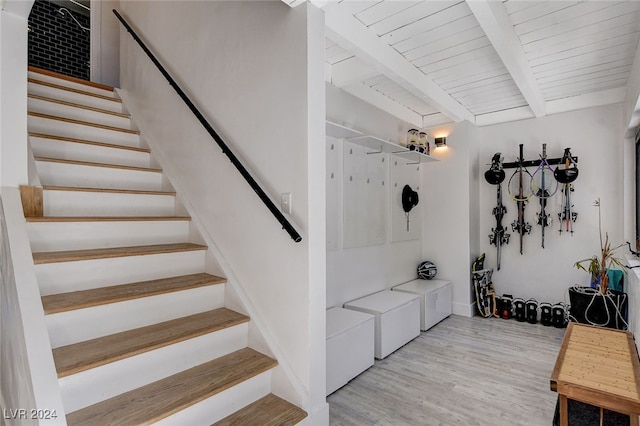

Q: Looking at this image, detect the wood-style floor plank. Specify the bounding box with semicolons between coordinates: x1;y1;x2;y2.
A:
42;273;225;314
328;315;566;426
213;393;307;426
53;308;249;377
29;133;149;152
41;185;174;196
66;348;277;426
29;66;116;92
34;156;161;172
29;112;139;134
32;242;207;264
28;94;130;118
26;216;190;223
28;78;122;103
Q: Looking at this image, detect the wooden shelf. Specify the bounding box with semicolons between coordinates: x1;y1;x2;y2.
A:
326;121;363;139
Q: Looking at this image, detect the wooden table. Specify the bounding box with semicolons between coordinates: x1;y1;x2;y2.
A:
550;322;640;426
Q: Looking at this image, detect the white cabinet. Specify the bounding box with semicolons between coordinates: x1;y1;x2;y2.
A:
393;279;452;331
344;290;420;359
326;307;375;395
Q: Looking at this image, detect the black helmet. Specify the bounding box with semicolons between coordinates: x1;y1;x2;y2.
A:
484;153;505;185
484;168;505;185
554;167;578;183
402;185;419;213
417;261;437;280
554;148;579;183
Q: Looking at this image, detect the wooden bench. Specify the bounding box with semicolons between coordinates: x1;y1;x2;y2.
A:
550;322;640;426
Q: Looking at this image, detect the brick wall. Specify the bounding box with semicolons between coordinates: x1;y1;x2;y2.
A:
28;0;90;80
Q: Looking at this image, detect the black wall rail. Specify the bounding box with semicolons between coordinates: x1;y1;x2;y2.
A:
113;9;302;243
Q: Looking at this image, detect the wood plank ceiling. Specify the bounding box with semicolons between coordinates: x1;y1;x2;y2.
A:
317;0;640;128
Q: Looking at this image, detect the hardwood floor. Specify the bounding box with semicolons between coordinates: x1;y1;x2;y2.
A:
328;315;566;426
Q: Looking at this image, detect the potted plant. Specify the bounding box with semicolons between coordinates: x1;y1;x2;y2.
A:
570;199;627;329
574;199;624;293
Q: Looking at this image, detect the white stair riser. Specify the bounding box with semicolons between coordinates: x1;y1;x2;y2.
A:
30;136;151;168
27;220;190;252
28;72;117;98
59;324;250;413
47;284;225;348
43;190;176;217
28;97;134;130
28;82;123;113
36;161;163;192
156;371;272;426
28;115;140;148
36;250;207;295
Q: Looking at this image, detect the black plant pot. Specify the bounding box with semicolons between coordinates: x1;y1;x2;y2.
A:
568;286;628;330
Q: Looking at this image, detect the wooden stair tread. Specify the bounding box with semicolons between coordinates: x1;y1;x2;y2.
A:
65;348;276;425
42;273;225;314
42;185;174;195
29;66;116;92
29;112;139;134
26;216;190;223
34;156;161;173
28;94;130;118
32;242;207;264
213;394;308;426
54;308;249;378
28;78;121;103
29;132;150;152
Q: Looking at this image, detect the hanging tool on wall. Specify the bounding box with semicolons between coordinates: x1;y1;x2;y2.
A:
484;153;510;270
554;148;579;235
508;144;532;255
402;185;419;232
531;144;558;248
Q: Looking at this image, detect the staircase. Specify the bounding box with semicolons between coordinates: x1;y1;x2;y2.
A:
24;67;307;425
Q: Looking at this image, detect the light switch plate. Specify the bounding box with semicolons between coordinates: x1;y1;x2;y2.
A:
281;192;292;214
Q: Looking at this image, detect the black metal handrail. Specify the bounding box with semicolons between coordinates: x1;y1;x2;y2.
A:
113;9;302;243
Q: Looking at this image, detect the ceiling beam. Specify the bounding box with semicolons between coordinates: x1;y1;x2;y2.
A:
475;87;626;127
474;106;535;127
342;82;424;129
546;87;626;116
324;4;474;124
467;0;546;118
329;56;379;88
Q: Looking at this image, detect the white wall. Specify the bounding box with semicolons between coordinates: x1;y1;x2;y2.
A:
326;83;426;308
326;86;482;317
421;121;479;316
118;1;326;419
0;194;37;424
90;0;120;87
0;189;65;426
305;4;329;423
0;1;32;187
476;104;626;304
0;2;65;421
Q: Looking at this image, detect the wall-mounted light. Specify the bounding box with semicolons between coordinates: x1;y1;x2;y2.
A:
434;136;447;148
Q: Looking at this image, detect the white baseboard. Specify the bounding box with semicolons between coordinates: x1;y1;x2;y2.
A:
452;301;475;317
